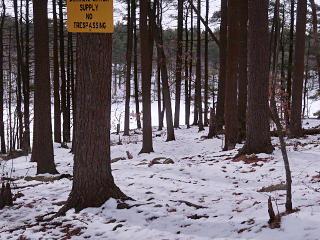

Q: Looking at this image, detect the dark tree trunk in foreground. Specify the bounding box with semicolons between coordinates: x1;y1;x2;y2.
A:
237;0;248;142
174;0;183;128
124;0;133;136
140;0;154;153
216;0;227;131
242;0;273;154
195;0;204;131
53;0;61;143
224;0;239;150
286;0;295;126
32;0;58;174
133;0;141;129
0;0;6;154
290;0;307;137
64;33;127;212
59;0;69;143
310;0;320;89
241;0;273;155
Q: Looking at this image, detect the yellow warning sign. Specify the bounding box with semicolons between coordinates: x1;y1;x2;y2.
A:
67;0;113;33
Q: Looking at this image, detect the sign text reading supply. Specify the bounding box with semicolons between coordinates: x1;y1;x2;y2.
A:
67;0;113;33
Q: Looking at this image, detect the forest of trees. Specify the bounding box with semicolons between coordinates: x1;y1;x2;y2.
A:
1;0;320;234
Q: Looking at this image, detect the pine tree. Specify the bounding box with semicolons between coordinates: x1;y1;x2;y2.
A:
290;0;307;137
32;0;59;174
63;33;127;212
139;0;154;153
174;0;183;128
215;0;227;131
224;0;239;150
241;0;274;155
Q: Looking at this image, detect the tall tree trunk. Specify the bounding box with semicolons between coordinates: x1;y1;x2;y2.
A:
8;29;13;151
195;0;204;131
139;0;154;153
53;0;61;143
203;0;209;127
237;0;248;142
174;0;183;128
124;0;133;136
185;7;190;128
0;0;6;153
66;32;71;142
310;0;320;89
189;1;193;127
280;4;286;120
133;0;141;129
13;0;23;150
241;0;273;154
71;35;76;149
157;53;162;131
290;0;307;137
216;0;227;131
59;0;69;143
23;0;30;152
224;0;239;150
286;0;295;126
63;33;127;213
154;15;175;141
32;0;58;174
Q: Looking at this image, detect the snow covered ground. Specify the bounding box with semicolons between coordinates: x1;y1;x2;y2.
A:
1;121;320;239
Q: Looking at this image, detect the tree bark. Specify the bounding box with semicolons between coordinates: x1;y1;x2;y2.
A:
190;1;197;126
59;0;69;143
240;0;273;154
215;0;227;131
139;0;154;153
66;32;72;144
22;0;30;153
195;0;204;131
174;0;184;128
133;0;141;129
154;17;175;141
224;0;239;150
286;0;295;126
13;0;23;150
203;0;209;127
64;33;127;212
32;0;58;174
290;0;307;138
53;0;61;143
124;0;133;136
237;0;248;143
185;7;190;128
0;0;6;153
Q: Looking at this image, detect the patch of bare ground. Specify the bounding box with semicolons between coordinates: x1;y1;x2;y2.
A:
232;154;271;164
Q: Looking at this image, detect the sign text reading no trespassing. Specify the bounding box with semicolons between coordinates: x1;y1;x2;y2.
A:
67;0;113;33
